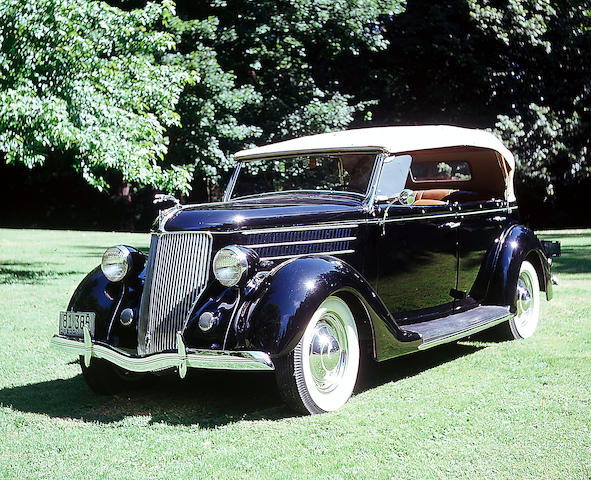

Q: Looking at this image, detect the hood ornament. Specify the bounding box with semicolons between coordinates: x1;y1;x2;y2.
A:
154;193;180;207
154;194;182;232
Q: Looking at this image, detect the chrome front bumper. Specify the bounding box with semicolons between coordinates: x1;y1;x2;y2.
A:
51;328;274;378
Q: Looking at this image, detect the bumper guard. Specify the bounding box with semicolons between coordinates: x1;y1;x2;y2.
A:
51;327;274;377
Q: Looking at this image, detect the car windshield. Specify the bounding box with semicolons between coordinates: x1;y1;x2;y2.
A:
229;153;378;199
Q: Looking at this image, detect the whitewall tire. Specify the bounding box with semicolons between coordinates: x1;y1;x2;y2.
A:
491;260;541;341
275;296;360;414
509;260;540;338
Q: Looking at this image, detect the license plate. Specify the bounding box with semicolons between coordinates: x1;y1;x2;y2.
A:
59;311;95;338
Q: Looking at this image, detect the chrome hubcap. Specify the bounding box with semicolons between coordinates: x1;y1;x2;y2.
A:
516;271;534;328
517;279;532;314
308;315;347;393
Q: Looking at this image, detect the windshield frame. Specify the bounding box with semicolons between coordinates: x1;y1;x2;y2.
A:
223;151;384;203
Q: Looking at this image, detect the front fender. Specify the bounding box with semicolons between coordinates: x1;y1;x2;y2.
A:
67;266;142;349
232;256;421;359
484;224;552;308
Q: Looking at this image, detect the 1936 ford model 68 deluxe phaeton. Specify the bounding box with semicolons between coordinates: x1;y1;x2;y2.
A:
52;126;559;414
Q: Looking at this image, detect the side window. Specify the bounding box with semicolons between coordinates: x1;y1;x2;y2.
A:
410;161;471;182
375;155;412;200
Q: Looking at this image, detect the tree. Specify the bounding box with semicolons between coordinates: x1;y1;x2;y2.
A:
170;0;406;198
2;0;589;228
338;0;590;223
485;1;591;201
1;0;195;193
1;0;407;200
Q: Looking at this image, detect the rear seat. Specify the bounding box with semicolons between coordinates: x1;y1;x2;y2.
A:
412;189;457;206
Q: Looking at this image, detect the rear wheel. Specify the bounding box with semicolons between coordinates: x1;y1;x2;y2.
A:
491;260;540;340
275;296;360;414
80;357;145;395
510;261;540;338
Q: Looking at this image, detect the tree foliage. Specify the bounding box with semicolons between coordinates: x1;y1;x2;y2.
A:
469;0;591;199
167;0;405;189
341;0;590;204
0;0;590;226
0;0;194;191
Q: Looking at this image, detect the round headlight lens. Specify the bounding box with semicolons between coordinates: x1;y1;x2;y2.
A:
213;246;249;287
101;245;132;282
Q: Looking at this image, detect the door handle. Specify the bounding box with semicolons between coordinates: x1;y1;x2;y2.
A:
441;221;461;229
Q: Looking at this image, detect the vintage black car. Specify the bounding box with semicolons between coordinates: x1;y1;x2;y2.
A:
52;125;559;414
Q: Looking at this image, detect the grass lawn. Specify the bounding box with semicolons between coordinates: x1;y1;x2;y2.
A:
0;228;589;479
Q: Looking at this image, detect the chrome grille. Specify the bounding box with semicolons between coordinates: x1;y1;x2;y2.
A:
138;232;212;355
242;226;356;260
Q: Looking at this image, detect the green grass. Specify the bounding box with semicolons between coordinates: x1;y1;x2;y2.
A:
0;228;590;479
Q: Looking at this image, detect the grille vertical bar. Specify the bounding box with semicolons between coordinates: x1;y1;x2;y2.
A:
138;232;212;355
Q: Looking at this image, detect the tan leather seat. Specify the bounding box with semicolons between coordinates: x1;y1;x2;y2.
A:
414;189;458;201
413;199;446;206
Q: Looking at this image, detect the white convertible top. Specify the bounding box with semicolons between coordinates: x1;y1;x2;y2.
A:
235;125;515;170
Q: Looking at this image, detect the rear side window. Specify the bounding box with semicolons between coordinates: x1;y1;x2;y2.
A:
410;161;471;182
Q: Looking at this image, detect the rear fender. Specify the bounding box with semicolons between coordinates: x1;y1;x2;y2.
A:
232;256;421;359
483;225;552;308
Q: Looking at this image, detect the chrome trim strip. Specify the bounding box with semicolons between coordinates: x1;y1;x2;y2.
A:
381;206;516;224
240;223;360;235
106;284;125;342
261;249;355;261
236;146;387;161
246;236;357;249
206;206;517;236
458;206;518;217
51;334;274;373
417;313;513;350
364;152;387;211
222;291;241;350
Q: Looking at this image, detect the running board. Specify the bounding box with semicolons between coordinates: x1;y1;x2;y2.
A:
401;305;513;350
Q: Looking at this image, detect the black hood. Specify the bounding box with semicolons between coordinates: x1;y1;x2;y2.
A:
163;194;365;232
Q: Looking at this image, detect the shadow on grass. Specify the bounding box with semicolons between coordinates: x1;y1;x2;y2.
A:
69;245;109;258
0;369;292;427
0;261;81;285
537;232;590;240
551;245;591;274
357;342;485;393
0;342;486;427
70;245;118;259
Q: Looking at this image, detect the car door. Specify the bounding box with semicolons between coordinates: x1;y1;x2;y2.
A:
376;204;458;323
456;198;513;306
372;155;458;324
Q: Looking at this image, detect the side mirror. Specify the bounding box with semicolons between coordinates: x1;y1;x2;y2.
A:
398;189;416;205
379;188;416;236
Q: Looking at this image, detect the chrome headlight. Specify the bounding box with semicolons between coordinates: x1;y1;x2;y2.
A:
101;245;132;282
213;246;257;287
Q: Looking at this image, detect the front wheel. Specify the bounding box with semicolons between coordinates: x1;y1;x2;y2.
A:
275;296;360;414
80;357;145;395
